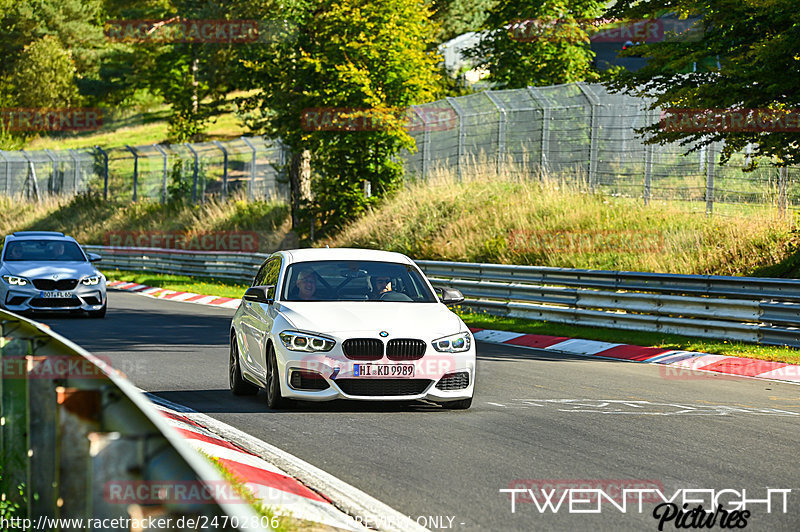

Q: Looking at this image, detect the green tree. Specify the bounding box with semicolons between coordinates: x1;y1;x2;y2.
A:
431;0;496;43
10;35;80;108
605;0;800;166
240;0;440;237
466;0;604;88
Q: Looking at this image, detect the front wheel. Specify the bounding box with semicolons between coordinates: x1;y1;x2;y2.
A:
88;302;107;318
265;344;292;409
230;335;258;396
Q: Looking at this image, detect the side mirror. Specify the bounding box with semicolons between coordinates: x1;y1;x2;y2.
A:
436;286;465;306
87;253;102;262
244;285;275;304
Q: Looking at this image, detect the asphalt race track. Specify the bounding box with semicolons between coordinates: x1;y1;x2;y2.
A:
41;292;800;531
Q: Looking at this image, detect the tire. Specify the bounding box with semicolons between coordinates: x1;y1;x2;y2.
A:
229;335;258;396
440;397;472;410
88;302;107;319
265;343;292;409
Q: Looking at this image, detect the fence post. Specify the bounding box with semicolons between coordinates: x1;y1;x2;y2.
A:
68;149;80;194
240;137;257;200
213;141;228;200
485;91;507;175
527;87;550;174
20;150;41;202
446;97;465;181
779;166;788;216
125;145;138;202
44;149;59;195
577;83;600;192
185;143;200;204
153;145;169;204
0;150;8;196
643;110;654;206
95;146;108;200
705;142;715;216
410;106;429;179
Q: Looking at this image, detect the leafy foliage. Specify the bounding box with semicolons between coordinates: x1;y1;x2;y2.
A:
240;0;440;238
431;0;496;42
466;0;604;88
605;0;800;166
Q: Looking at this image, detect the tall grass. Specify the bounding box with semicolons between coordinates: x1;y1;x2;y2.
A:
327;161;798;276
0;191;292;251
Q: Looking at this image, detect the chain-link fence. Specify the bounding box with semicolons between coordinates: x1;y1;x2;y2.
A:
1;83;797;214
0;136;290;203
401;82;800;215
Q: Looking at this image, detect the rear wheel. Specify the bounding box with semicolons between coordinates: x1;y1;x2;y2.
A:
230;335;258;396
440;397;472;410
265;343;292;409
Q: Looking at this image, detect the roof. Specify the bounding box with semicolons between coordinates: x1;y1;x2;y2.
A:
282;247;415;265
8;231;73;241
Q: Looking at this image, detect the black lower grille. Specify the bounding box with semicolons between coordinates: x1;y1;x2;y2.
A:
342;339;384;360
290;370;330;391
83;295;101;305
32;279;78;290
29;297;81;308
336;378;432;396
6;295;27;305
386;339;426;360
436;372;470;391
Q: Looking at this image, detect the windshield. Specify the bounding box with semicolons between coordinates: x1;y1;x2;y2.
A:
282;260;437;303
3;240;87;262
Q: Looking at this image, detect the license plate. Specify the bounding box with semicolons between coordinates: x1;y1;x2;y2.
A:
41;291;73;298
354;364;414;377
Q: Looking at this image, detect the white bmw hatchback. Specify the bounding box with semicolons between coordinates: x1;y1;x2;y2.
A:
229;248;475;409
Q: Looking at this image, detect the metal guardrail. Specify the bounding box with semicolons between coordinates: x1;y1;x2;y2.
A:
0;309;265;530
86;246;800;347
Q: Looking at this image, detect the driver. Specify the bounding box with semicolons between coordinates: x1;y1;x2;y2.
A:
295;269;318;300
50;242;68;260
369;275;393;299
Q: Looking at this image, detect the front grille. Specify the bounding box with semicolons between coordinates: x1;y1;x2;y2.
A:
436;372;470;391
83;295;101;305
386;339;426;360
32;279;78;290
336;378;432;396
290;370;330;391
342;339;384;360
29;297;81;308
6;296;27;306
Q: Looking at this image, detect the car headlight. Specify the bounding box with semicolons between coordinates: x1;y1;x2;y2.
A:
432;332;472;353
2;275;29;286
279;331;335;352
82;275;102;286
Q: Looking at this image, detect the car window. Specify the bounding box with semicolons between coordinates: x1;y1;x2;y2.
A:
3;240;86;262
282;260;437;302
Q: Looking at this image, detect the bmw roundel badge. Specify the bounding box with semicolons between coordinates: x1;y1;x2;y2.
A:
379;331;389;337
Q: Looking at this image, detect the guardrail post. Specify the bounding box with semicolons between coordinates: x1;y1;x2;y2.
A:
527;87;550;174
577;83;600;192
241;136;257;200
446;97;465;181
778;166;788;216
485;91;507;175
705;142;715;216
213;140;229;200
95;146;108;200
153;144;169;204
185;143;200;204
125;145;138;202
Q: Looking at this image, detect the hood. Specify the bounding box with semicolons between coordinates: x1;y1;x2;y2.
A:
278;301;464;339
1;261;100;280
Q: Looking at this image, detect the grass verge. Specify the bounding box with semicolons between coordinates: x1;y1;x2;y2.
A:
105;272;800;365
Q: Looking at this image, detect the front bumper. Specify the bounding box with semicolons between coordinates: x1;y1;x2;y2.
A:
275;341;476;402
1;283;106;313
